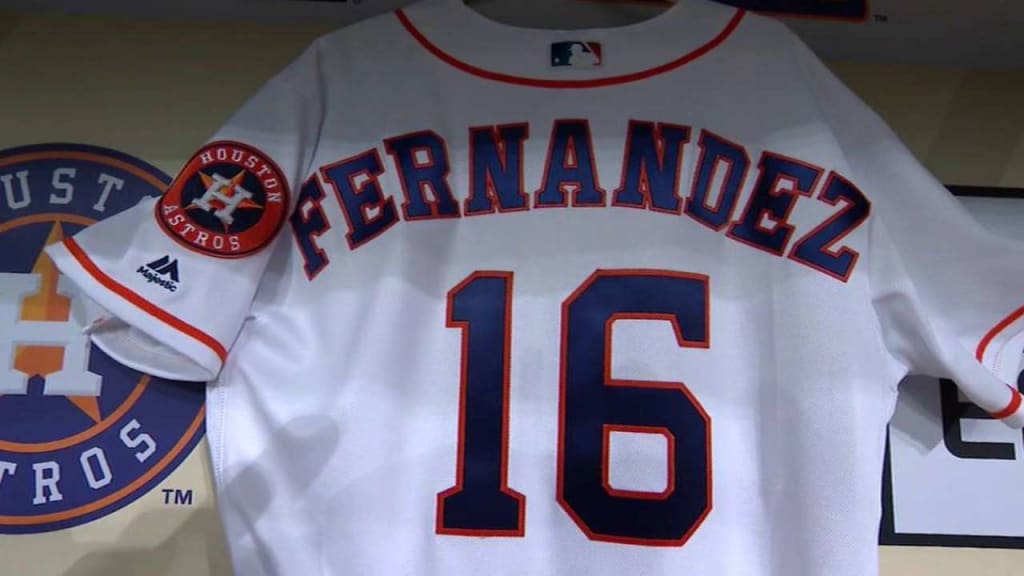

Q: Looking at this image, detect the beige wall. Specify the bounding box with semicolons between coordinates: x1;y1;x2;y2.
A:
0;9;1022;576
828;61;1024;188
0;11;330;172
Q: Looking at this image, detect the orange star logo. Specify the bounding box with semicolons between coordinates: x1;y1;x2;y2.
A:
6;222;102;423
186;171;263;232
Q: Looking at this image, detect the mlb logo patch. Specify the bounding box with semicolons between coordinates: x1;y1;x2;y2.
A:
551;41;602;68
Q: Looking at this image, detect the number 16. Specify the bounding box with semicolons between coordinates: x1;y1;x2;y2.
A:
437;269;712;547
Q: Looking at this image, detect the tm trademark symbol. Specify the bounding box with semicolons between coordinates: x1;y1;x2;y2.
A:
873;13;889;23
161;488;194;506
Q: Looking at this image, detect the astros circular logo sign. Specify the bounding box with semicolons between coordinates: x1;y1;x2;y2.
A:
0;143;205;534
157;140;289;258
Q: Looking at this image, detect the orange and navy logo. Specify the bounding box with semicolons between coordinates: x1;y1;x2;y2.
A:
0;143;205;534
157;140;290;258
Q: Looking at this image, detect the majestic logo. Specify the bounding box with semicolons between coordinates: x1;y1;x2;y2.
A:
0;143;205;534
156;140;290;258
137;256;180;293
551;41;603;68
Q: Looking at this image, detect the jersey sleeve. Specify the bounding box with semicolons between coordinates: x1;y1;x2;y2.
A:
789;35;1024;427
45;41;325;382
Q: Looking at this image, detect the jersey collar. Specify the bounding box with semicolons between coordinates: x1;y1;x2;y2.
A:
395;0;746;89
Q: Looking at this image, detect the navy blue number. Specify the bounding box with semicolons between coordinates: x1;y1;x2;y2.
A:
438;270;711;546
559;271;711;545
436;272;525;536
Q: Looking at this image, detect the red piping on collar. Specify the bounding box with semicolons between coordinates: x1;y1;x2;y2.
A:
395;7;745;89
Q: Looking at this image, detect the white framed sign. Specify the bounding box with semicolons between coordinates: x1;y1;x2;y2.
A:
881;187;1024;548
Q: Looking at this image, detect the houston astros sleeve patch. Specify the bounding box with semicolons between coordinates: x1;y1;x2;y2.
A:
157;141;291;258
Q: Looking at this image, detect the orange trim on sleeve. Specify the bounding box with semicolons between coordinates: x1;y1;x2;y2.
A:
976;304;1024;362
977;305;1024;420
62;237;228;362
992;388;1023;420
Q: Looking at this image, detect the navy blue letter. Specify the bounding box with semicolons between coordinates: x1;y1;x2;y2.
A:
535;120;605;207
466;124;529;215
289;175;331;279
789;173;871;281
684;130;750;231
385;131;460;220
727;152;823;255
613;121;690;213
320;150;398;250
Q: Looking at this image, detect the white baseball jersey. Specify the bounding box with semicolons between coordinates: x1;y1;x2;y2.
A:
45;0;1024;574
